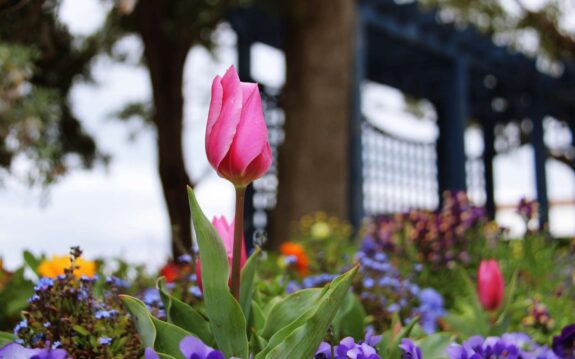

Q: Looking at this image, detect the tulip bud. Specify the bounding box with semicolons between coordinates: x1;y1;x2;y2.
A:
477;259;504;311
196;216;247;289
205;66;272;187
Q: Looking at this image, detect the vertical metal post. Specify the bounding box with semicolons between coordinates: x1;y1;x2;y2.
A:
349;5;367;230
531;111;549;229
237;30;256;252
435;59;468;200
482;116;496;219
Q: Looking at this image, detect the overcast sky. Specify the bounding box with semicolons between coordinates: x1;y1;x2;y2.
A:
0;0;574;270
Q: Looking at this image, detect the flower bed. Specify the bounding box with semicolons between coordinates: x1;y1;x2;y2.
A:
1;66;574;358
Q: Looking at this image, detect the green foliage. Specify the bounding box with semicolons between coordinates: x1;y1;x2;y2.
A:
0;1;103;186
187;186;249;358
0;266;34;330
419;0;574;60
157;278;214;346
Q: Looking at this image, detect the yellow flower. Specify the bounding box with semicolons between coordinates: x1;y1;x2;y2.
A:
38;255;96;278
310;221;331;240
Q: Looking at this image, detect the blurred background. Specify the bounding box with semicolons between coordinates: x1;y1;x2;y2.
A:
1;0;574;269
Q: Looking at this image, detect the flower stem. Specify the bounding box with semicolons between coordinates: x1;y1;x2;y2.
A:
231;186;246;301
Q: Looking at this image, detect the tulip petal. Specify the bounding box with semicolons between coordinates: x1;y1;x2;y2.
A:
242;142;272;184
206;75;223;140
206;66;243;169
228;82;270;178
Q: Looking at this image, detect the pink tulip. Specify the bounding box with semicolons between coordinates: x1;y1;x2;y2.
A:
205;65;272;187
196;216;247;289
477;259;504;311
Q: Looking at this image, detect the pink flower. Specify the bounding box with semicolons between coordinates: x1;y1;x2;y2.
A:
196;216;247;289
477;259;505;311
205;66;272;187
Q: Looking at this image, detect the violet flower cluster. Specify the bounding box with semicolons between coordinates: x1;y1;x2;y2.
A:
315;331;382;359
363;191;485;268
448;333;557;359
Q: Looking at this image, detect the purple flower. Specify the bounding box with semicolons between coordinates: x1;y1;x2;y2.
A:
363;327;382;347
552;324;575;359
179;336;225;359
399;338;422;359
144;348;160;359
0;342;68;359
447;334;557;359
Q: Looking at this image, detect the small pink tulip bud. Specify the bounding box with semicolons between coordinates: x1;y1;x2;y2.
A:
477;259;505;311
196;216;247;290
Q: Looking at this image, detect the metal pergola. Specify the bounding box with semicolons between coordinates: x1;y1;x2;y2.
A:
227;0;575;232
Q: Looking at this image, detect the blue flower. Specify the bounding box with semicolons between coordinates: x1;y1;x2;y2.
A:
95;309;117;319
34;277;54;292
98;337;113;346
189;286;203;298
178;254;192;263
13;319;28;336
416;288;445;334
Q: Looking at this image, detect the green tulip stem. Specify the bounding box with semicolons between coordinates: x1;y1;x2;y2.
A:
231;185;246;301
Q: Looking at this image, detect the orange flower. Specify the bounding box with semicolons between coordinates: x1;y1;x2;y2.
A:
280;242;310;276
38;255;96;278
160;263;180;283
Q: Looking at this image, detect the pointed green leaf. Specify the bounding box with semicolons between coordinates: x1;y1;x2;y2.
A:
240;247;261;319
152;318;194;359
23;251;40;276
120;295;156;348
249;300;266;334
332;292;366;340
256;266;358;359
157;278;214;346
187;186;249;359
261;288;323;339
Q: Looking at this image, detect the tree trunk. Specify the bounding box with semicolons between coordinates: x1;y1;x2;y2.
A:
270;1;355;247
135;1;193;257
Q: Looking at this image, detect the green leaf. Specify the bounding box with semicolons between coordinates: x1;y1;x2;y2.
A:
418;333;453;359
261;288;324;339
120;295;156;348
249;300;266;334
255;266;358;359
23;251;40;276
152;318;194;359
157;278;214;346
332;292;366;340
240;247;261;319
120;294;193;359
187;186;249;359
72;325;90;336
0;332;14;347
157;354;177;359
